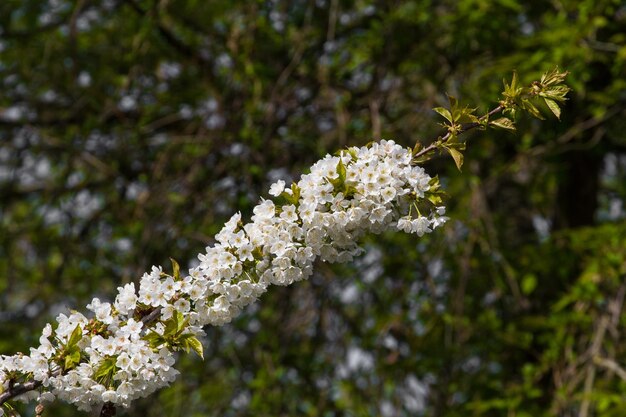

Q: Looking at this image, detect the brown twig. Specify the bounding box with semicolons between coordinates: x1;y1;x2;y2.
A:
594;357;626;382
140;306;163;327
579;315;609;417
0;380;42;405
578;283;625;417
412;105;504;161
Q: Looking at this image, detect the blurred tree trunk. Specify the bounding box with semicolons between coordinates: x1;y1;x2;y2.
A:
554;148;601;229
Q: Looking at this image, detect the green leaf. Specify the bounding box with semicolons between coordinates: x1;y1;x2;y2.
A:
544;98;561;119
143;331;166;349
175;333;205;360
186;335;204;360
503;106;517;119
522;100;545;120
510;71;519;91
164;310;187;339
433;107;453;123
64;348;81;370
277;182;301;205
175;311;186;334
540;67;568;87
457;108;479;124
336;159;346;183
490;117;516;131
426;192;443;205
540;85;570;102
447;94;458;110
445;147;464;171
163;315;179;338
503;71;522;99
446;139;466;151
343;185;357;198
170;258;180;280
94;356;117;382
447;94;478;124
327;160;347;194
64;355;72;370
290;183;301;203
412;141;422;156
67;324;83;348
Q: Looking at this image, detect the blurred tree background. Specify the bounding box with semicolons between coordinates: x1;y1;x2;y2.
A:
1;0;625;416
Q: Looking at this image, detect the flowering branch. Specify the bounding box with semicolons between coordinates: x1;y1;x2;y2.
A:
0;68;570;417
0;141;447;416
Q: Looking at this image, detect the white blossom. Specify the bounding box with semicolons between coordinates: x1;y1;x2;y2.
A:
268;179;286;196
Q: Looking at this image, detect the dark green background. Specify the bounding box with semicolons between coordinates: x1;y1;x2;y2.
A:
1;1;625;416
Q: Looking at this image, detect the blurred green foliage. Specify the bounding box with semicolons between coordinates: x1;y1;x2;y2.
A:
0;0;625;416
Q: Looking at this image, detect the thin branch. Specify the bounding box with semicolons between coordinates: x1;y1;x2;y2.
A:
412;105;504;161
326;0;339;42
579;314;610;417
594;357;626;382
140;306;163;326
0;380;42;405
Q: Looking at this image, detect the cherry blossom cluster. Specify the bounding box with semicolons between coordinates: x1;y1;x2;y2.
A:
0;140;446;414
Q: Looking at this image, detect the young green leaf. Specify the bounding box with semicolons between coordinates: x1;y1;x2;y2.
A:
143;331;166;349
336;159;346;183
447;94;458;108
94;356;117;383
174;333;205;360
344;185;357;199
503;71;522;100
540;67;568;87
163;314;179;338
67;325;83;348
540;85;570;102
445;147;464;171
544;98;561;119
433;107;453;124
170;258;180;280
290;183;301;202
426;191;444;205
456;107;479;124
186;335;204;360
510;71;519;91
521;100;545;120
175;311;186;334
412;141;422;156
64;348;81;370
490;117;516;131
